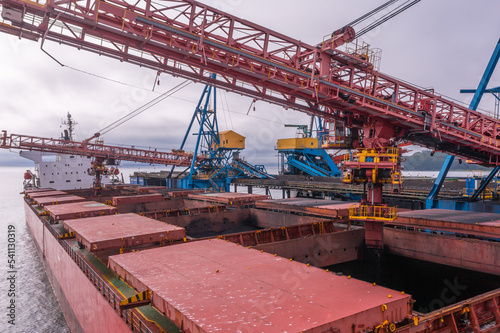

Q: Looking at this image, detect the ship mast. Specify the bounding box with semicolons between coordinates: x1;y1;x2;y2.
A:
61;112;77;141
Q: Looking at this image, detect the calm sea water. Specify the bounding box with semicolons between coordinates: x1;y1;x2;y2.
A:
0;167;69;333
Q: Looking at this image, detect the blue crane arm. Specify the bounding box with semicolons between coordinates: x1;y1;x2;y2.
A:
427;38;500;204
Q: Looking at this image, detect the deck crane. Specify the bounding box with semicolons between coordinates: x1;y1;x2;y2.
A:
2;0;500;212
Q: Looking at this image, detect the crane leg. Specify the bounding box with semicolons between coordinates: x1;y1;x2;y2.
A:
469;166;500;201
426;155;454;207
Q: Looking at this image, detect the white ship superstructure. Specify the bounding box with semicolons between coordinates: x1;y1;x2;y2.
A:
20;113;116;190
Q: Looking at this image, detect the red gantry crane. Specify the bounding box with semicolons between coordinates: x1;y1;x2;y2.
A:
1;0;499;211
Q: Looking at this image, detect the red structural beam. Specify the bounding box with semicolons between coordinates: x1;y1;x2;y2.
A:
1;0;500;164
0;131;199;167
415;288;500;333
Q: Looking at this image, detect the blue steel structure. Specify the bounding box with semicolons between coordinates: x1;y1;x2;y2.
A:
310;116;327;144
176;74;273;192
461;87;500;119
469;166;500;201
426;38;500;208
282;148;341;177
279;117;342;177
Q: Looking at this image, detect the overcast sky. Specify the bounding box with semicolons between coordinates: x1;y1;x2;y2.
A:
1;0;500;170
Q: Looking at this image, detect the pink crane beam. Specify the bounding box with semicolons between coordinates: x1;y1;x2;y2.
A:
1;0;499;164
0;131;199;167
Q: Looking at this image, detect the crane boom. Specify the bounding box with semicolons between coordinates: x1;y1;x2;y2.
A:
1;0;500;165
0;131;201;167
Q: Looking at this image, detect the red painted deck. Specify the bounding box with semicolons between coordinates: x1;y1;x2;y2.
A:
63;213;185;252
260;198;339;207
46;201;117;220
256;198;357;218
134;186;169;193
27;190;69;199
397;209;500;224
479;221;500;227
386;209;500;275
317;203;356;210
165;189;205;198
188;192;269;204
34;195;86;207
392;209;500;239
109;239;410;333
112;193;163;206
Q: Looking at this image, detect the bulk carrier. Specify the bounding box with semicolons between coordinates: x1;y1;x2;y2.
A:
17;166;500;333
1;0;500;332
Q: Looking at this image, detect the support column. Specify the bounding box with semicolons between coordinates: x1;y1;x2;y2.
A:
365;183;383;205
426;155;454;207
364;220;384;249
470;166;500;201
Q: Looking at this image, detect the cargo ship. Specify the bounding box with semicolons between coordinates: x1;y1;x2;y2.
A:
18;170;500;332
2;0;500;332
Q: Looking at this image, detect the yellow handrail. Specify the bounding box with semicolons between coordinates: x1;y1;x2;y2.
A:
349;205;397;221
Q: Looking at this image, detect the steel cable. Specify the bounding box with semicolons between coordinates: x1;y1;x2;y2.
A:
345;0;399;28
98;80;192;136
356;0;421;38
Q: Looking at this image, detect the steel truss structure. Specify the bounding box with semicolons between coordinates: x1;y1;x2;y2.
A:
2;0;500;165
0;131;200;166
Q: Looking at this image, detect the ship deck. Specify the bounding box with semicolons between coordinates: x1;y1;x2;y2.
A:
27;190;69;199
65;237;181;332
109;239;410;332
256;198;354;218
63;213;186;252
397;208;500;225
33;195;85;207
23;185;500;333
46;201;117;220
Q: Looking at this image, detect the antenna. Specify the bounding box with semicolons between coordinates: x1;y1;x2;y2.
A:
61;112;77;141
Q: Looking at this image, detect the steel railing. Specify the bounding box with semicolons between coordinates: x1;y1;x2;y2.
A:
37;209;155;333
349;204;397;221
60;239;154;333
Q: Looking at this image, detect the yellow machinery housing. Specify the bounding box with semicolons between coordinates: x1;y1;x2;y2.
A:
343;148;401;186
213;130;245;150
277;138;319;150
